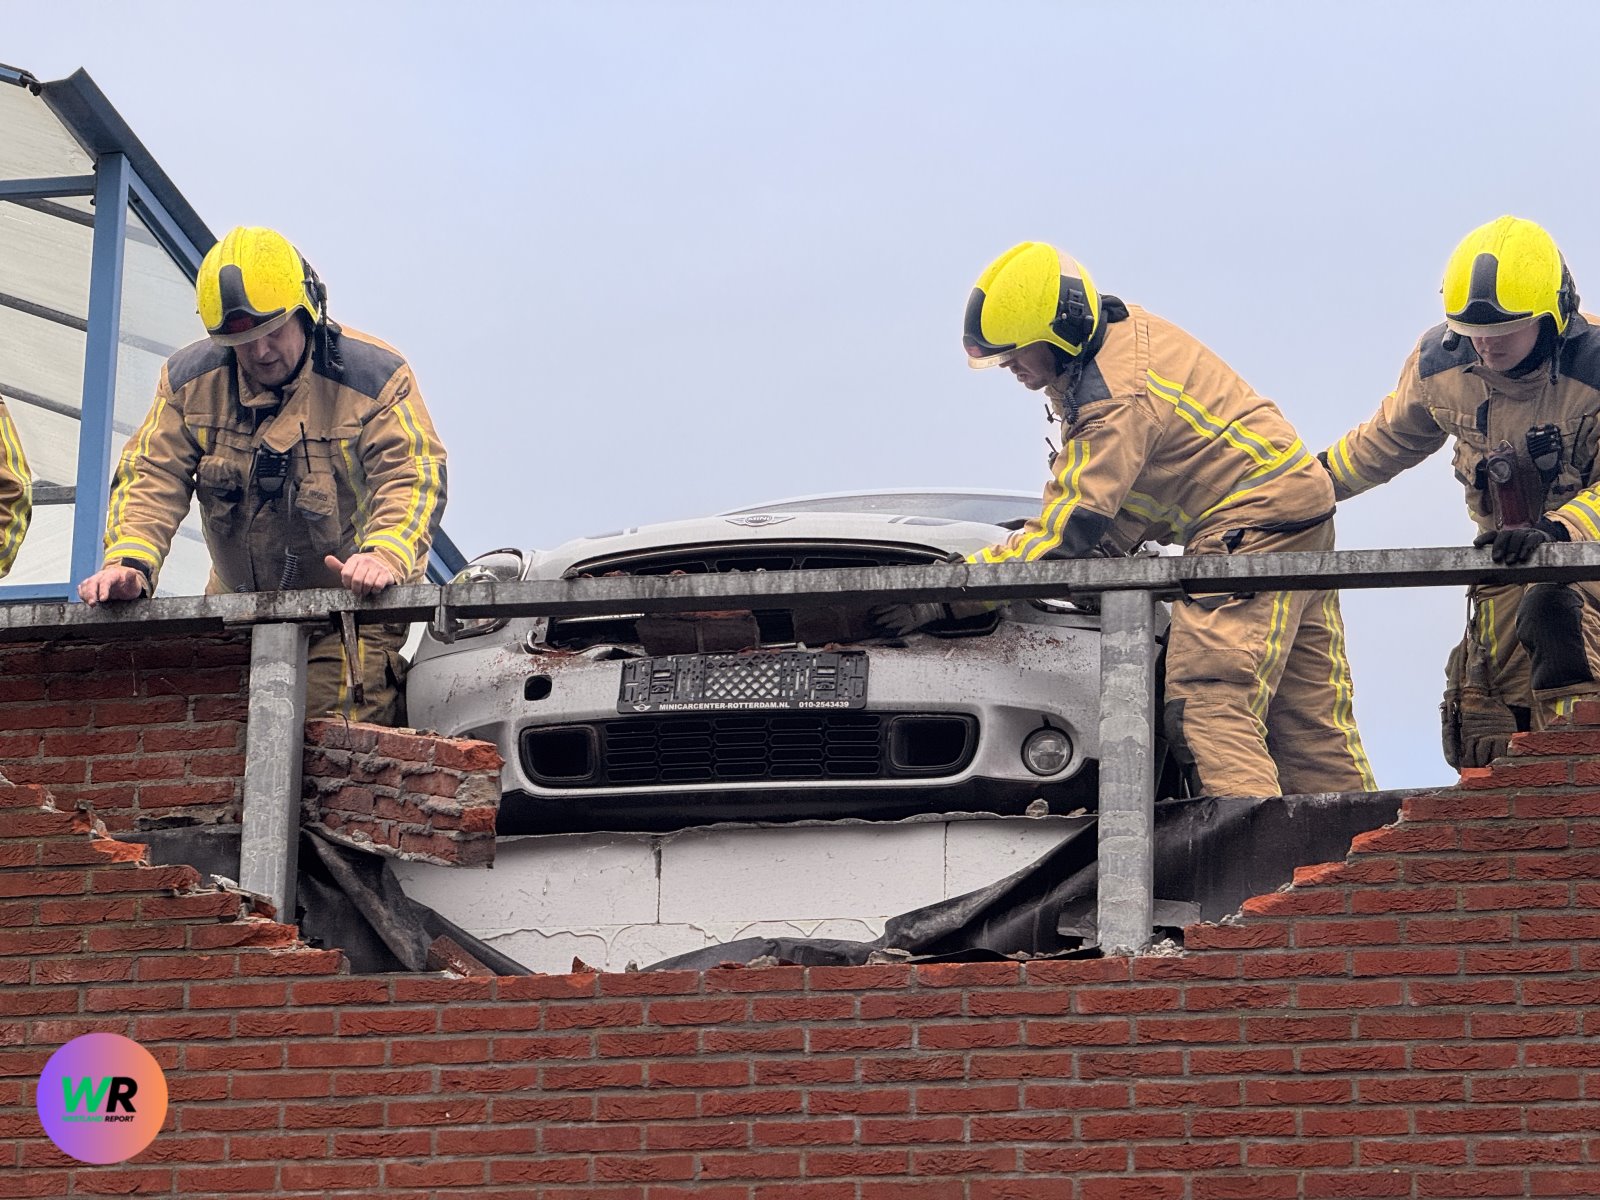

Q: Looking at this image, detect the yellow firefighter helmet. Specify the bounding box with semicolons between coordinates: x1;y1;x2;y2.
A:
195;226;321;346
962;242;1103;367
1442;215;1574;337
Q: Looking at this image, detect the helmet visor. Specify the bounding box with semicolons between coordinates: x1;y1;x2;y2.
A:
1443;313;1539;339
962;333;1019;368
207;308;294;347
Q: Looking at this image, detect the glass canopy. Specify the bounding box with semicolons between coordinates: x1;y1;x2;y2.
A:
0;65;212;598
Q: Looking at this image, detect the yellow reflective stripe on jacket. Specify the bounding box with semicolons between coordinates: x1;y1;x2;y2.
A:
105;395;170;554
1326;433;1375;494
1195;441;1316;525
364;532;418;574
102;535;163;568
1145;370;1280;468
0;404;31;574
339;438;371;542
361;398;444;574
1320;591;1377;790
1558;493;1600;540
1024;439;1092;561
1017;440;1092;562
390;399;442;549
1122;489;1192;540
968;440;1092;565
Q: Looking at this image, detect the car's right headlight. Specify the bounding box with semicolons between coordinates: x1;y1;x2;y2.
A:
430;548;525;641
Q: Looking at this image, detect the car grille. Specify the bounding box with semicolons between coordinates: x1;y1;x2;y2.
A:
521;712;978;789
545;543;949;651
572;542;942;576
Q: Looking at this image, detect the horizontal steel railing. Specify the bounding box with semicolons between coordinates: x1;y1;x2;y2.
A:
8;543;1600;952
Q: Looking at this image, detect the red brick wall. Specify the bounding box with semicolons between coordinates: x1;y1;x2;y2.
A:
302;719;502;867
0;634;248;832
6;723;1600;1198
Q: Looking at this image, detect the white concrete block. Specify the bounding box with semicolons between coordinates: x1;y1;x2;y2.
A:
482;927;614;976
398;815;1083;976
393;832;660;929
942;818;1079;896
657;822;949;923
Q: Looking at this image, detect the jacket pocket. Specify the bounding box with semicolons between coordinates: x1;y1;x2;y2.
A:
293;477;343;554
196;455;245;502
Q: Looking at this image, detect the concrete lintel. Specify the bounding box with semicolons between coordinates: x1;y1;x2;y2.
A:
239;622;309;921
1096;590;1156;955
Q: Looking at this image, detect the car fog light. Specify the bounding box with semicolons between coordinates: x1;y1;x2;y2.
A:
1022;726;1072;776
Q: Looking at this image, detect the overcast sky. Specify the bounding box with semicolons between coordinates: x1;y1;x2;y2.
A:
10;0;1600;790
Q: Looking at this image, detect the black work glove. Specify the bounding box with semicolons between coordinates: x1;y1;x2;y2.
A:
1472;517;1570;565
868;602;949;636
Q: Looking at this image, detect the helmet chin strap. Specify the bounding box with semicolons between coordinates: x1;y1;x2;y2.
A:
1047;293;1125;424
295;258;344;377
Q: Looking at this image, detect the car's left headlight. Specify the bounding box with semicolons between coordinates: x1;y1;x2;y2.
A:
430;549;525;641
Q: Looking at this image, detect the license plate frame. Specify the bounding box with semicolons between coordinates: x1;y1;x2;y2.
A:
618;650;869;714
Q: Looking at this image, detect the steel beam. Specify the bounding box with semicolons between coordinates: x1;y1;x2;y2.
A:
238;623;310;921
1095;590;1157;955
9;543;1600;641
127;168;207;276
0;175;95;199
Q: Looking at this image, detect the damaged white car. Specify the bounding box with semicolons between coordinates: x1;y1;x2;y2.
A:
406;490;1176;833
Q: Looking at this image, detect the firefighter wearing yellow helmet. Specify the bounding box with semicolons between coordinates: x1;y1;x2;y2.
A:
879;241;1375;799
1322;215;1600;765
77;226;448;726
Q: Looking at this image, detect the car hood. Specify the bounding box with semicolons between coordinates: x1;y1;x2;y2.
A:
528;511;1011;578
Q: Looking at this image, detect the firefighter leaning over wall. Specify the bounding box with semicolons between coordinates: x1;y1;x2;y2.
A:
0;397;32;579
75;226;447;727
1322;215;1600;767
875;241;1375;799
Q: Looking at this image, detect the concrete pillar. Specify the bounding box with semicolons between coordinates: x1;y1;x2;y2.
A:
1096;589;1156;955
239;622;310;921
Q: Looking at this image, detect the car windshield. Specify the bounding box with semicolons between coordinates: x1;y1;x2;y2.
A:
729;492;1035;526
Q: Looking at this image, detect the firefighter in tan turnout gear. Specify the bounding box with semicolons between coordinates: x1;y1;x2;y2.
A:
883;241;1374;798
0;398;31;580
1322;215;1600;766
76;226;447;726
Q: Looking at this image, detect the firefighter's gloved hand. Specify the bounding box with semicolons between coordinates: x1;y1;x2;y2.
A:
869;602;949;636
1444;689;1520;769
1473;518;1569;564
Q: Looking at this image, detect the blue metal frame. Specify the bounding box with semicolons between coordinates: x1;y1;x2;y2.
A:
65;152;130;592
0;175;93;199
127;170;204;276
428;529;469;582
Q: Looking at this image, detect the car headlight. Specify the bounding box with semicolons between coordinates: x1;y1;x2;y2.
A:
1022;725;1073;776
430;549;525;641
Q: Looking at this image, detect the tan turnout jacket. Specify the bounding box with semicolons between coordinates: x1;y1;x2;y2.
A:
103;325;446;594
0;398;32;578
1323;313;1600;539
972;304;1330;564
